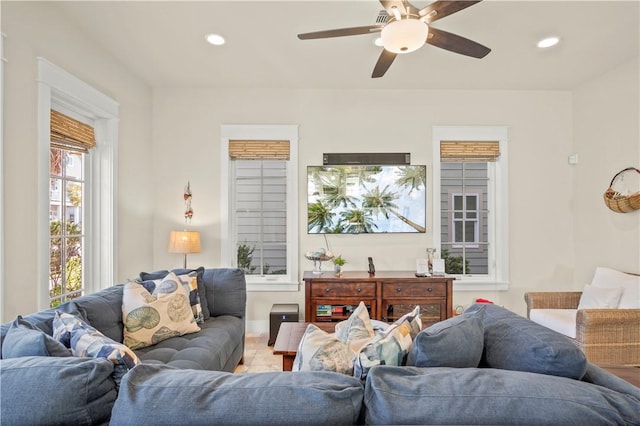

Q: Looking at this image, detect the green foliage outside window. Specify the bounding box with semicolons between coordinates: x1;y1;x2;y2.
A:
441;249;470;275
49;220;82;307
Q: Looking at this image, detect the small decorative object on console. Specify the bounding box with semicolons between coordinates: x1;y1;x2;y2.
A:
305;248;334;274
332;255;347;274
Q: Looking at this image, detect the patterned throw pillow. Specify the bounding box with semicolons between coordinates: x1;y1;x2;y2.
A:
335;302;375;343
137;270;204;323
122;272;200;350
292;324;354;375
139;267;209;320
52;311;140;385
353;306;421;380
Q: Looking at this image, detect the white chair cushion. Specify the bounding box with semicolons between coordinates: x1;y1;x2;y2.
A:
577;284;623;310
529;309;577;339
591;267;640;309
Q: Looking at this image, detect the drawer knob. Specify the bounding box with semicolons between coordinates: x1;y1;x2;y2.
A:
427;287;433;292
325;288;331;293
356;288;362;292
396;287;402;292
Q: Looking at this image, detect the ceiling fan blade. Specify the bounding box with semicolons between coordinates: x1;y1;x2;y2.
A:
419;1;482;23
298;25;383;40
372;49;397;78
427;27;490;58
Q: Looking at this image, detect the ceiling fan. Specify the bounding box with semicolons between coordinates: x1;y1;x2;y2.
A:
297;0;491;78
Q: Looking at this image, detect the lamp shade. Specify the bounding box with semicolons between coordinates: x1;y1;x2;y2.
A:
168;231;201;254
381;19;428;54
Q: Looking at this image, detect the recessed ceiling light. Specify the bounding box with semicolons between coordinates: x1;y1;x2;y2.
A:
537;36;559;49
206;33;226;46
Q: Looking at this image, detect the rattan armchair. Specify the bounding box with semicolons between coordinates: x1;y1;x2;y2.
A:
525;292;640;366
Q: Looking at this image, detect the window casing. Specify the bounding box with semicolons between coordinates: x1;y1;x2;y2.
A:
220;125;299;291
38;58;118;310
432;126;509;291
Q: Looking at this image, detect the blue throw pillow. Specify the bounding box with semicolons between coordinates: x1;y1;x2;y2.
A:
1;356;116;425
1;316;71;358
407;305;485;367
466;303;588;379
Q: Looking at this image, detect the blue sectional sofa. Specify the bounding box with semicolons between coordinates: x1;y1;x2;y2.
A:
1;272;639;425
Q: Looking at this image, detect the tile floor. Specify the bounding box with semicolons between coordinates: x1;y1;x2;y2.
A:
234;332;284;373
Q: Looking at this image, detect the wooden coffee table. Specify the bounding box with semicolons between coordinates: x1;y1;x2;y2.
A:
273;322;335;371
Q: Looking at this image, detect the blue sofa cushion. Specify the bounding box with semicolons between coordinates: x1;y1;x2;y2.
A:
134;314;243;371
71;284;126;343
407;305;485;368
364;365;640;425
466;303;588;379
0;356;117;425
110;364;364;426
140;267;209;320
0;302;81;352
202;268;246;319
2;315;71;358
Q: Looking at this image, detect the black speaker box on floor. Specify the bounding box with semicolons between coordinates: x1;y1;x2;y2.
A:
268;304;299;346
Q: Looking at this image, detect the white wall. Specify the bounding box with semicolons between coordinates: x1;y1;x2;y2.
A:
572;59;640;285
152;87;575;330
2;3;636;330
1;2;154;321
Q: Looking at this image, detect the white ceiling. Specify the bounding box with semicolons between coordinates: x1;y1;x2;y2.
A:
54;0;640;91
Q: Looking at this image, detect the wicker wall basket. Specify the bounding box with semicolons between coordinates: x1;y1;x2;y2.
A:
603;167;640;213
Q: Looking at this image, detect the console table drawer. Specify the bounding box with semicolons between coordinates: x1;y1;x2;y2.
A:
311;282;376;298
382;282;446;297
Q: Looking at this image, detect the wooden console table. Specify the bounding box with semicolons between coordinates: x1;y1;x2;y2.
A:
303;271;453;328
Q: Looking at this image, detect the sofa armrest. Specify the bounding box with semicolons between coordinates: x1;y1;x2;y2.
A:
576;309;640;344
524;292;582;317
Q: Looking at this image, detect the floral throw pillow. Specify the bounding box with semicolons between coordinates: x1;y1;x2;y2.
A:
122;272;200;350
353;305;421;380
137;270;204;323
335;301;375;343
292;324;354;375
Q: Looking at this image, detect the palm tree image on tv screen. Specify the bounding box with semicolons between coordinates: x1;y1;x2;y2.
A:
307;165;426;234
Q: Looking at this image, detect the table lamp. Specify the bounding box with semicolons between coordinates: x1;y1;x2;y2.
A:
168;230;201;268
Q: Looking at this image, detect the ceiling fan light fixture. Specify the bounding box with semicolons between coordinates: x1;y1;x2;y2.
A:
537;36;559;48
205;33;226;46
381;19;428;54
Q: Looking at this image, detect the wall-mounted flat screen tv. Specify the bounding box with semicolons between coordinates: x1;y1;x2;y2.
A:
307;165;426;234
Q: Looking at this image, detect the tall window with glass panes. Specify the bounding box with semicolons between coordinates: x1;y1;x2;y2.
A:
49;110;94;307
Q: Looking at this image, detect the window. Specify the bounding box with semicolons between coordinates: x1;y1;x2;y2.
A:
38;58;118;310
450;192;481;249
221;125;299;291
49;140;89;307
432;127;509;290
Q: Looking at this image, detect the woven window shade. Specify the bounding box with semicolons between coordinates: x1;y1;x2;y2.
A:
440;141;500;162
50;109;96;153
229;140;290;160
